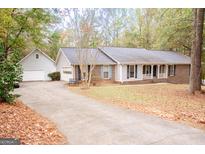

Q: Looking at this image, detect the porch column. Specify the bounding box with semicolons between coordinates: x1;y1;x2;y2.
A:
157;65;160;78
120;64;123;83
142;65;144;79
151;65;153;79
73;65;75;80
165;64;168;78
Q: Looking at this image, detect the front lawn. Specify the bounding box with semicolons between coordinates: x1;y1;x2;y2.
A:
70;83;205;131
0;101;67;145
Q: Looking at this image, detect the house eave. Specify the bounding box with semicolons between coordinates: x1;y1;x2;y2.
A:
118;62;191;65
19;48;55;64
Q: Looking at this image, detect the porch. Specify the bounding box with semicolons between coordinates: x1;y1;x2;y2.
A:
142;64;168;80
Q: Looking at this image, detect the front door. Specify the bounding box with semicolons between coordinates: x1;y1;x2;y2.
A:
153;65;157;77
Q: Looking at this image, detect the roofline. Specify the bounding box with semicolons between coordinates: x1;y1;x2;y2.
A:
149;50;191;59
19;48;55;64
72;63;116;65
58;47;116;65
98;47;120;64
100;46;146;50
99;47;191;65
56;48;72;65
55;48;62;64
119;62;191;65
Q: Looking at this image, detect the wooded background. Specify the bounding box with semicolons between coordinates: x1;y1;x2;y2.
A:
0;8;204;78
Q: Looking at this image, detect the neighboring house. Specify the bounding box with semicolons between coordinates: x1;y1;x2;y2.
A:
56;47;191;84
20;49;56;81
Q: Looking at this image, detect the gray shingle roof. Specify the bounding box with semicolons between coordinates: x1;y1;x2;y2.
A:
99;47;191;64
60;47;116;65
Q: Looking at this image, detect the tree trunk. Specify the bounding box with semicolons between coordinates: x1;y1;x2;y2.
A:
189;8;204;94
87;65;95;88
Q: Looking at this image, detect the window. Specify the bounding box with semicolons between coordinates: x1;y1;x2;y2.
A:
127;65;129;79
36;54;39;59
104;72;108;79
129;65;134;78
135;65;138;78
159;65;166;74
143;65;151;75
103;66;109;79
63;71;72;74
127;65;138;79
168;65;176;76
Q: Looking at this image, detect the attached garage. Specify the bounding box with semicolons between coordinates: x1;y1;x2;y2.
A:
56;49;74;81
20;49;56;81
61;67;73;81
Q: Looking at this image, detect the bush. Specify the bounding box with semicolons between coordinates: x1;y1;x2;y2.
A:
48;72;60;81
0;50;22;103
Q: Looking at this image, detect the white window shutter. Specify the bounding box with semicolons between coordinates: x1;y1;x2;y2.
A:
100;66;104;79
108;66;112;79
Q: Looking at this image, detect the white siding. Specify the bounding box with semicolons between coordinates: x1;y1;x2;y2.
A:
21;50;56;81
108;65;112;79
122;65;127;81
56;51;71;71
121;64;143;82
115;64;121;82
137;65;143;80
56;51;74;81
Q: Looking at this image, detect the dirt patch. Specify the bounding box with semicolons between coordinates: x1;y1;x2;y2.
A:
0;101;67;145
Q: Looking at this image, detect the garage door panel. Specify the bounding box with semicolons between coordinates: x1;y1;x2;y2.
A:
61;67;73;81
23;71;45;81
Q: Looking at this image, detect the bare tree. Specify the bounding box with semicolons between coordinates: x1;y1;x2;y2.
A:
70;9;99;88
189;8;204;94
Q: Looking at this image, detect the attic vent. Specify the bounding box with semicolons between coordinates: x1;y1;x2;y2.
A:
36;54;39;59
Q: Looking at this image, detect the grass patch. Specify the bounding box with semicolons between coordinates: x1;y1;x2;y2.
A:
70;83;205;131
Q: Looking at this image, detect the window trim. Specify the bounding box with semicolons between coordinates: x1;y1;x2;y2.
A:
168;65;176;76
103;65;109;79
36;53;39;59
143;65;151;75
129;65;135;78
127;65;138;79
159;65;166;74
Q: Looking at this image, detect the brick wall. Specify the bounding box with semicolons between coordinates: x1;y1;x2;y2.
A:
167;64;190;84
121;64;190;85
92;65;102;80
92;65;115;81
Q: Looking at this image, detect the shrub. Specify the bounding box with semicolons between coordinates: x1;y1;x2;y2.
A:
0;50;22;103
48;72;60;81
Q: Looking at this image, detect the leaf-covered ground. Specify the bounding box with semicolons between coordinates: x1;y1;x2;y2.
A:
70;83;205;131
0;101;67;145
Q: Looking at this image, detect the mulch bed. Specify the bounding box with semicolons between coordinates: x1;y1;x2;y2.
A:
0;101;67;145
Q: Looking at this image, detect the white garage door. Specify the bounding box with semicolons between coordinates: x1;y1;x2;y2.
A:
23;71;45;81
61;67;73;81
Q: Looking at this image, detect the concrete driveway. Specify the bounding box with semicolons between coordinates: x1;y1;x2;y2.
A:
15;81;205;144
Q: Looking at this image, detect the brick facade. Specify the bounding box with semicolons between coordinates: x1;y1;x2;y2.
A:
92;65;115;81
167;64;190;84
121;64;190;84
92;65;102;80
74;65;115;82
74;64;190;84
